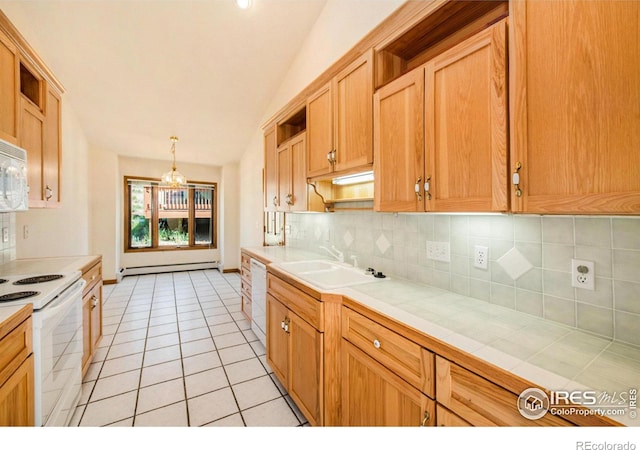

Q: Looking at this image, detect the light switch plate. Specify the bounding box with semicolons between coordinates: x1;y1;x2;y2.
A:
427;241;450;262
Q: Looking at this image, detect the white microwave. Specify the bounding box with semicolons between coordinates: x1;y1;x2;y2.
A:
0;138;28;212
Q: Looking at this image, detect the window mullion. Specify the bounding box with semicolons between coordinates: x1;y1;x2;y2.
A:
188;187;195;246
152;186;159;248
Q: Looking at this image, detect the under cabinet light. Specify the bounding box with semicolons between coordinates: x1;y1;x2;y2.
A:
331;171;374;186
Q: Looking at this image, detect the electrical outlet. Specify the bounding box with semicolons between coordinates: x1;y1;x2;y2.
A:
2;227;8;243
474;245;489;270
571;259;595;291
426;241;450;263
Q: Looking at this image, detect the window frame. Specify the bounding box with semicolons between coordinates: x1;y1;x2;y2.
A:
124;176;217;253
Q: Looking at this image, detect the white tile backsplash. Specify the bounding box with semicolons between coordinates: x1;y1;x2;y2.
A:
286;211;640;347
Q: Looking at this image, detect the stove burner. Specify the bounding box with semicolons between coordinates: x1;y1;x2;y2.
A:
0;279;7;284
0;291;40;302
13;274;64;285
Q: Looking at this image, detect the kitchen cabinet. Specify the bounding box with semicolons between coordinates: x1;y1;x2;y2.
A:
0;28;19;145
81;257;103;377
263;125;277;212
267;293;322;426
307;51;373;179
0;305;34;426
240;251;252;321
510;0;640;213
436;404;471;427
341;305;435;426
276;132;307;212
1;11;64;208
374;19;508;213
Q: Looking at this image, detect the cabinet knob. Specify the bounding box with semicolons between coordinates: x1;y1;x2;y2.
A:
420;411;430;427
373;339;381;349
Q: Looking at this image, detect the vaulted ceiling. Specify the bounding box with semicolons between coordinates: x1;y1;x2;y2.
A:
0;0;327;166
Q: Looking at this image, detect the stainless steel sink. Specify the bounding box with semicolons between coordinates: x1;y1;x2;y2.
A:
276;260;387;290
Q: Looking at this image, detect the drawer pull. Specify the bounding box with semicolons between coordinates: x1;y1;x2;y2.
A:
91;295;99;309
420;411;430;427
373;339;381;349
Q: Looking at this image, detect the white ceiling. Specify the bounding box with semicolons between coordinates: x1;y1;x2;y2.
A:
0;0;327;166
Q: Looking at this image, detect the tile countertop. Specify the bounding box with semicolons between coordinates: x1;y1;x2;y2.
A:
244;246;640;427
0;255;100;276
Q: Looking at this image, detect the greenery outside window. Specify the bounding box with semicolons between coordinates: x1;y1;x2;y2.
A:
125;176;217;251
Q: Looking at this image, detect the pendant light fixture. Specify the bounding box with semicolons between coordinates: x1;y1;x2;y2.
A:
161;136;187;187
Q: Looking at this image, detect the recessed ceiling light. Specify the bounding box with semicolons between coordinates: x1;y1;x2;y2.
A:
236;0;252;10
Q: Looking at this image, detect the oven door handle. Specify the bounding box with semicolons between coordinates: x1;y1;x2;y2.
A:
36;278;86;324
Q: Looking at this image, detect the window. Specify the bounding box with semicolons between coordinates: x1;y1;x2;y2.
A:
125;177;217;251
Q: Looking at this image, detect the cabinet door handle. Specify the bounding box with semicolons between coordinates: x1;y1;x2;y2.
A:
327;151;332;162
286;194;293;205
45;185;53;200
414;177;423;202
424;175;431;200
513;162;522;197
91;295;99;309
420;411;430;427
373;339;381;349
273;196;278;207
331;149;336;164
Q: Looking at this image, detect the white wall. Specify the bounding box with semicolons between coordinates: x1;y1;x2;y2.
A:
238;0;404;248
220;163;240;271
16;101;91;259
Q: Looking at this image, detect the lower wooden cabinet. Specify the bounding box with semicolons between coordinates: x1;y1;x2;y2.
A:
267;294;323;425
240;251;252;321
81;258;103;377
342;340;435;426
0;306;34;426
436;404;471;427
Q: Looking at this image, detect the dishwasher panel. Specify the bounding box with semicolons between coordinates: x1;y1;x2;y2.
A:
250;259;267;346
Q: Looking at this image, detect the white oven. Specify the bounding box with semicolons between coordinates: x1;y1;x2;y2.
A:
0;272;84;426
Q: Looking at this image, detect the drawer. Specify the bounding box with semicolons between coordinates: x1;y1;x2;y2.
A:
342;307;434;397
241;252;252;270
436;404;471;427
267;273;322;330
435;356;572;426
241;294;252;320
0;317;32;388
82;262;102;294
241;266;252;284
241;279;252;299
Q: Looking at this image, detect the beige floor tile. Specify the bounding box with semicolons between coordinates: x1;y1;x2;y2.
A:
140;359;183;387
149;314;178;327
185;367;229;398
106;339;146;360
118;318;150;332
147;322;179;338
204;413;245;427
181;338;216;358
136;378;186;414
179;326;211;343
242;397;300;427
188;387;239;426
218;343;256;365
145;332;180;351
90;370;141;401
232;375;281;410
100;353;144;377
179;317;208;331
182;351;222;376
209;322;240;337
213;331;247;349
207;313;233;326
178;310;204;321
78;380;95;406
112;328;147;345
134;401;188;426
249;340;266;357
83;360;104;382
80;391;137;426
143;344;181;367
225;358;267;385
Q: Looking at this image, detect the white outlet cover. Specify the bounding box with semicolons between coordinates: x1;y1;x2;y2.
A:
474;245;489;270
496;247;532;280
572;259;595;291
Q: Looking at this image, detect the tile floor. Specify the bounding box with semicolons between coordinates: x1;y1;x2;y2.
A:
70;269;307;427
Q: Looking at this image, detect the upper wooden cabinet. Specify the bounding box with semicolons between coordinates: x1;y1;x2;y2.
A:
0;28;19;145
276;132;307;212
374;19;508;213
307;51;373;179
510;0;640;214
0;11;64;208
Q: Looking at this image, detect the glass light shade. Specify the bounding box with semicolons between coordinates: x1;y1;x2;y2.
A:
161;168;187;187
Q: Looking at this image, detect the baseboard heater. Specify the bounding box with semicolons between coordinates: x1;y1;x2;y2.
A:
120;261;218;278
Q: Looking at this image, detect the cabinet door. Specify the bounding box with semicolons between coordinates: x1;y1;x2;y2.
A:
266;294;289;387
276;143;290;212
306;82;333;178
334;51;373;173
289;133;307;212
373;68;425;212
43;87;61;205
289;312;323;426
424;19;508;212
342;340;435;426
20;99;45;208
511;0;640;213
263;126;278;211
0;354;34;426
0;29;19;144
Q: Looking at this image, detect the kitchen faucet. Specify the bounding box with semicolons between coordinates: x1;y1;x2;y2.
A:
319;245;344;263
